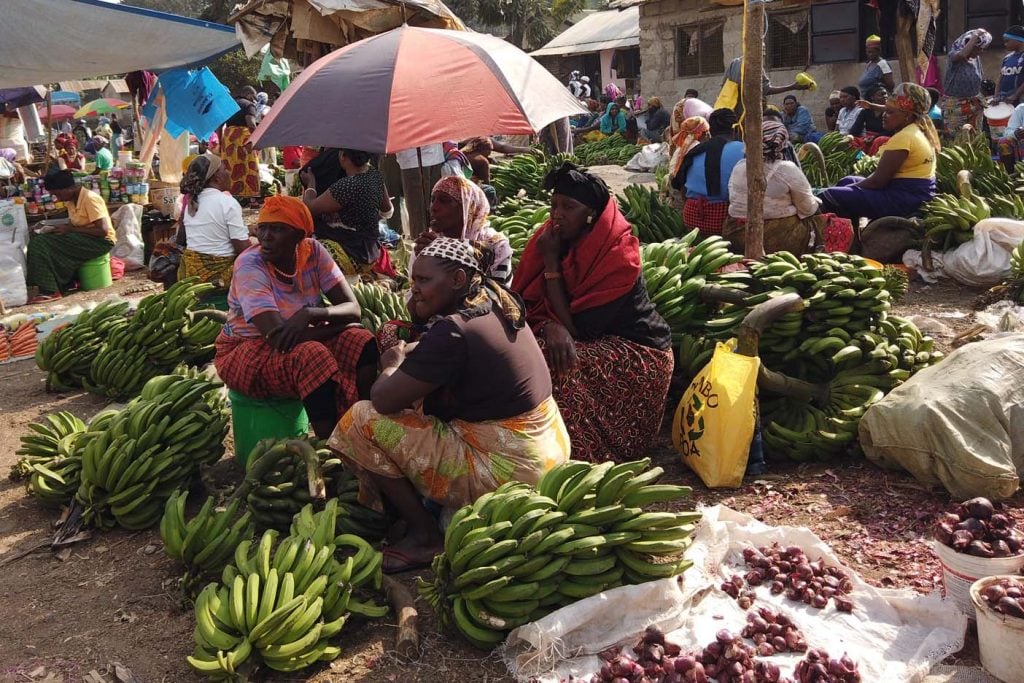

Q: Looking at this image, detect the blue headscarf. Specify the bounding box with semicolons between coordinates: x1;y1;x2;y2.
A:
600;102;627;134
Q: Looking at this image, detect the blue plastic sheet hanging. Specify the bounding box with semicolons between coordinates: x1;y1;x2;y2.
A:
141;67;238;142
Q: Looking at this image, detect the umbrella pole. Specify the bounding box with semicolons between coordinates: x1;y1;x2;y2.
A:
45;88;53;173
417;147;429;236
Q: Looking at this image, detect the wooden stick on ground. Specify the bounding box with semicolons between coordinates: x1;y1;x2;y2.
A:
381;575;420;660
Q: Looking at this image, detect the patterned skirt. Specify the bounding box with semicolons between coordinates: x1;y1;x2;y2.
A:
328;396;570;511
26;232;113;295
177;249;235;290
540;335;674;463
222;125;260;198
214;326;376;411
683;197;729;238
941;96;981;139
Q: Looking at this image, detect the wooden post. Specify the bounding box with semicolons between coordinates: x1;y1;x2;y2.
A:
742;0;766;260
45;88;53;173
894;9;916;84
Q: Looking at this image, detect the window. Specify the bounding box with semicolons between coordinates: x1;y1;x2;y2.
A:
614;48;641;79
811;0;860;63
965;0;1022;49
767;10;809;69
675;21;725;78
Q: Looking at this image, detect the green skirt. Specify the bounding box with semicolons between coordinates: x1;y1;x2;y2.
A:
26;232;114;295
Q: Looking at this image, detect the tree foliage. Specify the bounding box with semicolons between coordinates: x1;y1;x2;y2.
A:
448;0;585;49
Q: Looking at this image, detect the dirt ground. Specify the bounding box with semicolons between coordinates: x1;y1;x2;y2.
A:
0;266;1020;681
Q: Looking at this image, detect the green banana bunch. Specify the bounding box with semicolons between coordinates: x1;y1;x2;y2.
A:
574;134;641;166
797;133;861;188
676;333;717;388
851;154;879;178
419;461;699;650
882;265;909;302
162;491;255;593
352;283;409;335
1012;240;1024;280
332;468;390;541
491;197;549;218
617;184;684;243
641;234;748;343
84;278;221;400
35;299;130;392
936;133;1014;195
491;151;578;201
239;439;337;530
491;205;549;270
75;370;229;530
987;194;1024;220
920;191;991;251
11;411;86;479
25;444;83;508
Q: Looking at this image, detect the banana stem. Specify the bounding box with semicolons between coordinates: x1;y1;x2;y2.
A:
286;439;326;503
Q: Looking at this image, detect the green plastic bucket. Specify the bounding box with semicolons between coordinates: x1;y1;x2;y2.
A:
228;389;310;467
78;252;112;291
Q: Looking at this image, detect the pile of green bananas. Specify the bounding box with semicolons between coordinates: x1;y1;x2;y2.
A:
352;283;409;334
574;134;640;166
491;152;576;201
491;205;550;270
189;501;386;678
162;492;255;593
418;460;698;649
75;369;229;529
11;411;86;480
936;134;1014;196
641;234;748;344
920;191;991;251
86;278;222;400
240;439;329;530
987;194;1024;220
35;300;130;392
851;154;879;178
675;333;719;388
760;315;942;460
617;185;684;243
492;197;548;218
1013;240;1024;280
334;468;390;541
797;132;860;188
882;265;909;302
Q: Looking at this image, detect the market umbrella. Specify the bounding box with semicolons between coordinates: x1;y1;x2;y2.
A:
250;25;586;153
73;98;131;119
37;104;77;120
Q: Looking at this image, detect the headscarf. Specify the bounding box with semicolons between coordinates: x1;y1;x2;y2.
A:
55;133;74;150
1005;26;1024;43
418;237;526;328
256;92;268;106
674;108;738;194
865;34;882;47
442;141;470;169
92;135;109;147
889;82;942;151
669;97;713;140
950;29;992;75
600;102;627;135
670;116;710;176
828;90;841;102
258;196;315;291
604;82;622;100
179;153;223;216
543;162;610;214
761;120;790;161
432;175;489;238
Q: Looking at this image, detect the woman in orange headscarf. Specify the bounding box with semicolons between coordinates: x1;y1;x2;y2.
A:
214;196;379;439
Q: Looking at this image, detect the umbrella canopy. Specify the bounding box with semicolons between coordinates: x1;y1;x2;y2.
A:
74;98;131;119
38;104;78;120
251;26;586;153
0;86;46;112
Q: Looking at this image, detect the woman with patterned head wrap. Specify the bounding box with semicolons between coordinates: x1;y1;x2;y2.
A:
860;35;896;95
822;82;939;220
330;237;568;573
513;162;673;463
724;121;828;255
672;107;744;237
942;29;993;137
176;153;250;291
214;196;379;440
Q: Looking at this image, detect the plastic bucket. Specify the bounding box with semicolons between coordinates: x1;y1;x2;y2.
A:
933;540;1024;617
117;151;133;167
228;389;309;467
77;252;112;291
971;576;1024;683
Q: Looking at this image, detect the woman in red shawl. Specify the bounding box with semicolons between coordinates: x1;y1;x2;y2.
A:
513;163;674;462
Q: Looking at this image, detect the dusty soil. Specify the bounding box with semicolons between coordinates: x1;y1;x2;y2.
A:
0;270;1020;682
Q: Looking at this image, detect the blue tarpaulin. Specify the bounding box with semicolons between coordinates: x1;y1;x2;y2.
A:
142;68;239;141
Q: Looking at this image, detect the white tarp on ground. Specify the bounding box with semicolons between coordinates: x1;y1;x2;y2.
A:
0;0;240;89
504;505;967;683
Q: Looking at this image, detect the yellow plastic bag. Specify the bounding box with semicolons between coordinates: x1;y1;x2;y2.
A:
672;341;759;488
714;79;740;111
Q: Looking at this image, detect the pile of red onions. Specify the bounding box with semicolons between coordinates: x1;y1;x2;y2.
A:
979;577;1024;618
721;574;758;609
932;497;1023;558
741;607;807;656
792;649;860;683
722;545;854;612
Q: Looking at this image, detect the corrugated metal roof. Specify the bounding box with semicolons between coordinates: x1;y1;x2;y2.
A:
531;6;639;57
58;80;110;92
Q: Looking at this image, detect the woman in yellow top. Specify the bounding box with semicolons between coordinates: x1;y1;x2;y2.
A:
820;82;939;220
26;170;114;303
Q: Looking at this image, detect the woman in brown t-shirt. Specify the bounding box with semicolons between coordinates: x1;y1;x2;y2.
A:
328;238;570;573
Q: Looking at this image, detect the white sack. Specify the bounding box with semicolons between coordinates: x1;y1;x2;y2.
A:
624;143;668;172
110;204;145;271
0;244;27;307
931;218;1024;287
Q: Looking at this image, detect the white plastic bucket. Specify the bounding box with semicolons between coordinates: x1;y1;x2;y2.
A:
117;150;133;167
933;541;1024;617
971;576;1024;683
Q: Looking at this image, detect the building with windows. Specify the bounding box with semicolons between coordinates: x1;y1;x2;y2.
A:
640;0;1018;127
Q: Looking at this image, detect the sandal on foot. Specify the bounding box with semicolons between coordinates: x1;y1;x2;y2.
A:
28;293;62;304
381;547;434;574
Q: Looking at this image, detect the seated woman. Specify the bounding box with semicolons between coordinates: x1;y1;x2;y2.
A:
329;238;569;572
600;102;628;136
781;95;817;143
26;170;114;303
301;148;393;278
724;121;825;255
54;133;84;170
672;108;745;237
850;85;890;153
412;175;514;283
513;163;674;462
668;116;710;186
177;154;251;290
214;196;379;439
820;83;939;221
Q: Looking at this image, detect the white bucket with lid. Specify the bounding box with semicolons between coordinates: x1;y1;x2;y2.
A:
971;576;1024;683
933;541;1024;617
